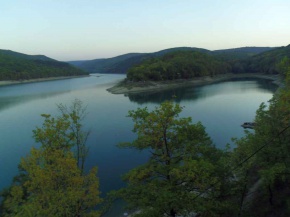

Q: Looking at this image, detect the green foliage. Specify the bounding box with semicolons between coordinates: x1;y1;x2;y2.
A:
57;99;90;172
232;57;290;216
277;56;290;80
126;51;232;81
117;101;234;216
0;50;88;81
0;100;101;217
2;149;101;217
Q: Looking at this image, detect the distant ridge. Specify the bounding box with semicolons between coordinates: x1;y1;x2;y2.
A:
0;49;88;81
0;49;57;61
68;47;210;74
68;46;276;74
213;46;275;54
239;44;290;74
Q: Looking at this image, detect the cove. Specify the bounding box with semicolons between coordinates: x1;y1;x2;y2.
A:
0;74;277;216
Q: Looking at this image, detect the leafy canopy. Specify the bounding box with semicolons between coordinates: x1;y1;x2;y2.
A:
232;57;290;216
0;99;101;217
118;101;232;217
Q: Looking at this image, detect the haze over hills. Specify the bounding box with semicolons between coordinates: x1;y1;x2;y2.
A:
0;49;88;81
68;46;276;74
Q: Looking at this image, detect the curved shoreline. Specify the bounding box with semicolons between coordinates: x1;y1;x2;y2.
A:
0;75;89;87
107;73;283;94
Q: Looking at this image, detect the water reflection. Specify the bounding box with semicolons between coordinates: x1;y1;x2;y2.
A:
127;78;277;105
0;75;124;112
0;75;277;217
0;92;70;111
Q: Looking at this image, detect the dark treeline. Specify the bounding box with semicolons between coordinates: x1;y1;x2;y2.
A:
0;50;88;81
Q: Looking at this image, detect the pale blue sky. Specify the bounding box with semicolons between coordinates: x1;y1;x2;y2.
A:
1;0;290;61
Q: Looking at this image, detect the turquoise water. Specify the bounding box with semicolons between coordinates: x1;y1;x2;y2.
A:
0;74;277;216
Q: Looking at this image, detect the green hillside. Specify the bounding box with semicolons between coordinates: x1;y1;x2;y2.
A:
0;49;56;61
0;50;88;81
127;50;231;81
239;45;290;74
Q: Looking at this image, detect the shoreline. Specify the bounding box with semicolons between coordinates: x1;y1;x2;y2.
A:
0;75;89;87
107;73;283;95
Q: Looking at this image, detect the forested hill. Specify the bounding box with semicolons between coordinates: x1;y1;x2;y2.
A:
127;51;232;81
0;49;56;61
68;47;210;74
233;44;290;74
0;49;88;81
212;46;274;62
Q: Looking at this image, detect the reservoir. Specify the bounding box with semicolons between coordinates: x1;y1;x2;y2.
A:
0;74;277;215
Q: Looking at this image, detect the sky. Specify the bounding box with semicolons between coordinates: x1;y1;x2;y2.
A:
1;0;290;61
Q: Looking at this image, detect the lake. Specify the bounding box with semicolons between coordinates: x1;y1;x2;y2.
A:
0;74;277;216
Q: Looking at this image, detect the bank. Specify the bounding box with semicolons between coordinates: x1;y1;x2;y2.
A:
107;73;283;94
0;75;90;87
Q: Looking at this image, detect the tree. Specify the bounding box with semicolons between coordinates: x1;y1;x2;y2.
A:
117;101;232;217
31;99;89;173
1;149;101;217
57;99;89;173
1;100;101;217
232;57;290;216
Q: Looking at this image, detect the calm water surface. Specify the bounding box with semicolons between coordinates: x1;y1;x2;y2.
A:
0;74;277;216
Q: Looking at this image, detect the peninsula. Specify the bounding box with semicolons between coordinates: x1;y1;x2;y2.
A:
107;73;282;94
106;48;287;94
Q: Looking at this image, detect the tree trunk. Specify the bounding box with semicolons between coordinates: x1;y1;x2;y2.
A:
170;208;177;217
268;184;273;206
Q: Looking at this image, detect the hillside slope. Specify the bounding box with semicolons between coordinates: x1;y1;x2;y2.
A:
241;45;290;74
0;50;88;80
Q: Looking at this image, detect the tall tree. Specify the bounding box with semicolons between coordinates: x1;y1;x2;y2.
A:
117;101;232;217
57;99;89;173
1;100;101;217
232;57;290;216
